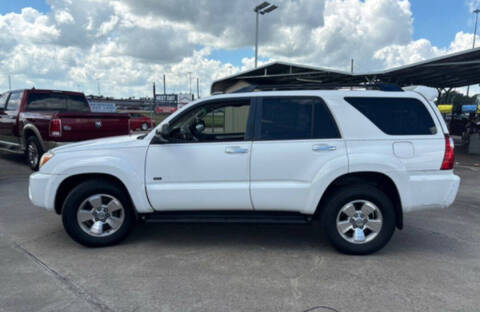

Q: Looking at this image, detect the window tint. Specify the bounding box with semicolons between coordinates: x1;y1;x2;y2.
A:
345;97;437;135
169;100;250;142
26;93;66;111
5;91;22;111
66;94;89;112
257;97;340;140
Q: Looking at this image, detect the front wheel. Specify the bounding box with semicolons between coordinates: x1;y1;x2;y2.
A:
321;185;395;255
62;180;135;247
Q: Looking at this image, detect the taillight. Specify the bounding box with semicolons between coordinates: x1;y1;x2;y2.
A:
49;119;62;137
440;134;455;170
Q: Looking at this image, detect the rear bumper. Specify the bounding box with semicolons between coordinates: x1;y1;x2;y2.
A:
29;172;65;211
404;172;460;212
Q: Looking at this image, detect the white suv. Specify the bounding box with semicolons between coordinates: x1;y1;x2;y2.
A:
29;90;460;254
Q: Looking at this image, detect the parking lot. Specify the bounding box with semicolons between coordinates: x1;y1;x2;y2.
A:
0;151;479;312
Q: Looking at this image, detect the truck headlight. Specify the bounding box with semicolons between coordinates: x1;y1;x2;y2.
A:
39;152;54;168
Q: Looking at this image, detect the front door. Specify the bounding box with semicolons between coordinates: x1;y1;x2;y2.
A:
145;98;254;211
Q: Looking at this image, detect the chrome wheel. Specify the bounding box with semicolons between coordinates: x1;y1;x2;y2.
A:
336;200;383;244
28;142;39;168
77;194;125;237
141;123;148;131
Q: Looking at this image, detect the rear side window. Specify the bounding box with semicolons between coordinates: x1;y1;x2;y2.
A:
256;97;340;140
5;91;22;111
345;97;437;135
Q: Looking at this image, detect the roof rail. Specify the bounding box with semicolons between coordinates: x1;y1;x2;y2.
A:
232;83;404;93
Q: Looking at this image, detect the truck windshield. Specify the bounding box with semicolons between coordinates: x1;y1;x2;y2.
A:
26;93;90;112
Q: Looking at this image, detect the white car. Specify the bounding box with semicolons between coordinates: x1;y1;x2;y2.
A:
29;89;460;254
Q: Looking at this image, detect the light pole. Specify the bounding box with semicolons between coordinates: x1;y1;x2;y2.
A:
187;72;192;95
95;78;101;96
467;9;480;96
254;2;278;68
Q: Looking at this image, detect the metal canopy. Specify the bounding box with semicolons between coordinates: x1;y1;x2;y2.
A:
211;48;480;94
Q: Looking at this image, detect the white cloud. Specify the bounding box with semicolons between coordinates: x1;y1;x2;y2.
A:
0;0;478;97
373;31;480;69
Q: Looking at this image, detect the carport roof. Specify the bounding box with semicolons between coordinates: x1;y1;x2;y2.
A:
211;47;480;94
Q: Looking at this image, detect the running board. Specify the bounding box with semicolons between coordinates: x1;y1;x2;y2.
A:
0;146;24;154
139;211;312;224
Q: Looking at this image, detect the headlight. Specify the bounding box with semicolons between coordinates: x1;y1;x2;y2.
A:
39;152;54;168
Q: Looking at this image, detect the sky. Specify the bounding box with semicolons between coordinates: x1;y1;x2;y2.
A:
0;0;479;97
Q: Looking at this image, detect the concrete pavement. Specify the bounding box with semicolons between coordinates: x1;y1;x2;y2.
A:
0;151;479;312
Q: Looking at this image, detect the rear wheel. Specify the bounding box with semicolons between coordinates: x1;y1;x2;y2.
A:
321;185;395;255
25;136;43;171
141;122;148;131
62;180;135;247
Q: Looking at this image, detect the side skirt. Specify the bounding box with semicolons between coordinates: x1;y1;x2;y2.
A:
139;210;313;224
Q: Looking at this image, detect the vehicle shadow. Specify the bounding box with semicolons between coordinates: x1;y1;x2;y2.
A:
0;151;25;163
123;220;471;258
125;222;333;252
0;152;31;177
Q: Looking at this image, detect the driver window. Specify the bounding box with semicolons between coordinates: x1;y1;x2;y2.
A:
169;99;250;142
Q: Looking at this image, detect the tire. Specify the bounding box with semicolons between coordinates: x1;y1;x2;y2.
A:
141;122;148;131
25;136;43;171
320;184;395;255
61;179;135;247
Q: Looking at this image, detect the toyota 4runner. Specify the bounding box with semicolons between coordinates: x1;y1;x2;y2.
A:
28;88;460;254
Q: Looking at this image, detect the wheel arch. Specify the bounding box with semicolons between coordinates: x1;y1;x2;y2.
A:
54;173;136;216
22;124;46;151
315;171;403;229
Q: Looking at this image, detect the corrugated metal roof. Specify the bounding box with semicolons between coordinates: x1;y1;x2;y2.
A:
211;47;480;93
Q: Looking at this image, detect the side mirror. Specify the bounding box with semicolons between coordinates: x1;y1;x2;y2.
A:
155;123;170;142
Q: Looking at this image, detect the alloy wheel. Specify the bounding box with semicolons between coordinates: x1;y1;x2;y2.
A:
77;194;125;237
336;200;383;244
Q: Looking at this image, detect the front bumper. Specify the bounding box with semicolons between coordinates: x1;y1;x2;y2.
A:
29;172;65;211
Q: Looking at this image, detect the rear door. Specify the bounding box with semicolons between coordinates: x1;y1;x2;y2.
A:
0;92;11;144
0;91;22;145
250;96;347;212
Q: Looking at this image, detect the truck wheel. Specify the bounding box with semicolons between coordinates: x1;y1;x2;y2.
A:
320;185;395;255
25;136;43;171
141;122;148;131
62;180;135;247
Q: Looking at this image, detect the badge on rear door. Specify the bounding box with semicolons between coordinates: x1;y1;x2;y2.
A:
95;121;102;128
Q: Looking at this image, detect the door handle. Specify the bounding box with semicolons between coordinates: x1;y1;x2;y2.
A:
312;144;336;152
225;146;249;154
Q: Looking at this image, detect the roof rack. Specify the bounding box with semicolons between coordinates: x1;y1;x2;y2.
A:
232;83;404;93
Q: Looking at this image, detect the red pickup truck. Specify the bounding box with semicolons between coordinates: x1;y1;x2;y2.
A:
0;89;130;170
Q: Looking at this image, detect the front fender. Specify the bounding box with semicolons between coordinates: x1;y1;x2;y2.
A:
43;148;153;213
